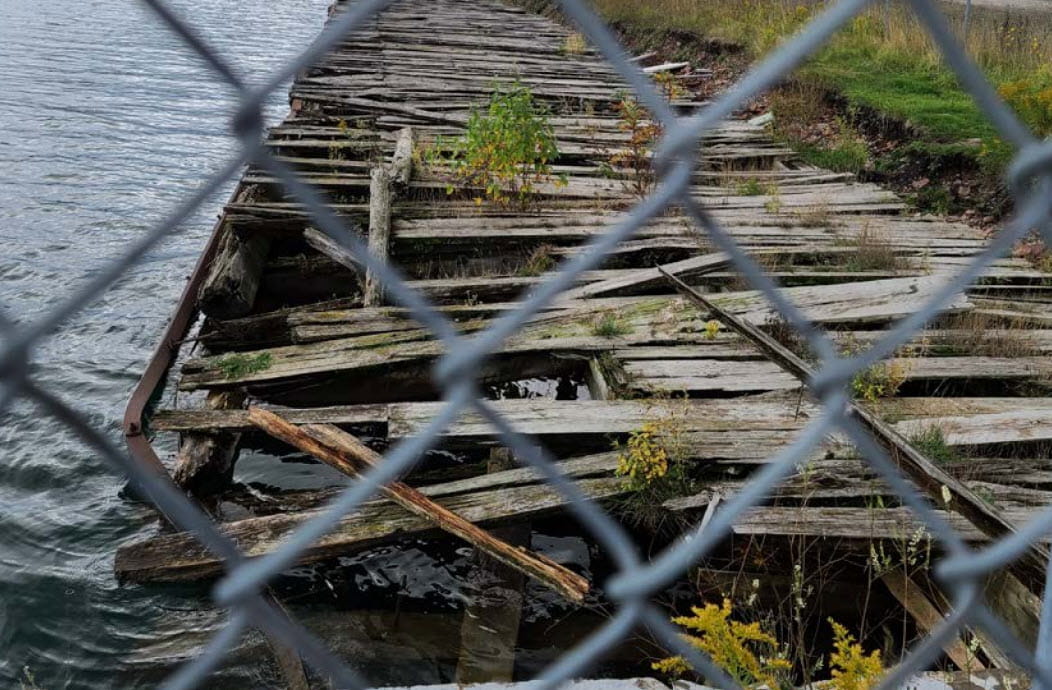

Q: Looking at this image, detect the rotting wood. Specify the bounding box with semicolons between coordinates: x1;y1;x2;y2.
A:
121;0;1052;679
363;166;393;306
363;127;412;306
246;407;589;603
303;226;366;277
171;390;245;496
662;268;1051;593
198;228;271;319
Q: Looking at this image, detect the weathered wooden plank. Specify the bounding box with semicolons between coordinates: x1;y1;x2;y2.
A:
895;410;1052;448
881;570;983;671
730;506;1043;542
625;359;801;394
712;276;972;326
153;398;815;439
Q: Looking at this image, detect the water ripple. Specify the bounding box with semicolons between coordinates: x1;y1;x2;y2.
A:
0;0;329;686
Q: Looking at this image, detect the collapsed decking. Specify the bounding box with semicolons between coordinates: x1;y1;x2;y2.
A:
120;0;1052;683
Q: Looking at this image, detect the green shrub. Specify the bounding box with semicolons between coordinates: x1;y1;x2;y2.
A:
431;82;564;207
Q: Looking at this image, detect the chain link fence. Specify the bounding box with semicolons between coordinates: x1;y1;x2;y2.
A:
4;0;1052;687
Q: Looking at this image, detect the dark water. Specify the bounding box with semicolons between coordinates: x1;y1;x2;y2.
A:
0;0;330;686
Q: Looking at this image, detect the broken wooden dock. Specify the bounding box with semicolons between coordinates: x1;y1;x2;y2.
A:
120;0;1052;683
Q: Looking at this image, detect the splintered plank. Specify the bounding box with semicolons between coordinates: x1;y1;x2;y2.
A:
558;252;731;300
711;276;972;325
179;333;589;391
178;298;675;390
114;477;626;583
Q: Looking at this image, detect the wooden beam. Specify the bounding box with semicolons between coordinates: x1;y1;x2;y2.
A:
247;407;588;603
303;226;365;275
364;167;393;307
364;127;413;306
881;570;981;671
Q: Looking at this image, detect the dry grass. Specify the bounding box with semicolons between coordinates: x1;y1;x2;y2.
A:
842;224;907;272
562;32;588;55
792;201;838;229
934;310;1040;357
517;243;558;276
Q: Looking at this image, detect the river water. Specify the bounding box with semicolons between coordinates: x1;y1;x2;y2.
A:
0;0;330;686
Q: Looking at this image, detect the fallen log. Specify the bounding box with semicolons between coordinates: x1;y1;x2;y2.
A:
246;407;589;603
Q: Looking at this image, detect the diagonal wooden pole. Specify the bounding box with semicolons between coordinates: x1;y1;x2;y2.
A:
247;407;589;603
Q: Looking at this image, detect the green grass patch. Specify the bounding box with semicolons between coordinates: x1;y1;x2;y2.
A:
592;312;632;337
908;425;961;465
591;0;1052;176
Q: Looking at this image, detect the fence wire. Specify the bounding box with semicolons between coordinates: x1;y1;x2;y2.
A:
3;0;1052;687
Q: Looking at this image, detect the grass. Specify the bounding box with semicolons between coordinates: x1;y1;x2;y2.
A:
934;310;1040;357
736;178;767;195
562;32;588;54
592;311;632;337
793;201;836;228
591;0;1052;215
595;0;1052;134
517;243;558;276
842;224;907;271
216;352;273;379
908;424;962;465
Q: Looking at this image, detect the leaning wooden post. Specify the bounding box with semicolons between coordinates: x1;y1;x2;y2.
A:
363;127;413;307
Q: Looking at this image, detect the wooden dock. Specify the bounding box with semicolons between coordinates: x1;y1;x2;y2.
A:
120;0;1052;682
